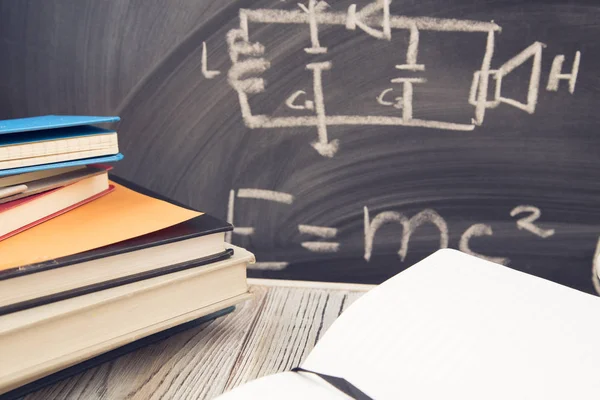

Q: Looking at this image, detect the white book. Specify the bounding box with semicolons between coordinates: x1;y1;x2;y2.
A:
218;249;600;400
0;245;254;395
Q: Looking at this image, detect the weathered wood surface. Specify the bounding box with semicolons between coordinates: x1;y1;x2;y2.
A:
23;280;371;399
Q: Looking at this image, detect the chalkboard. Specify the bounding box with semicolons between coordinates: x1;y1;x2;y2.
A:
1;0;600;294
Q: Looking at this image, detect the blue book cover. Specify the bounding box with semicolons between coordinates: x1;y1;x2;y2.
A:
0;115;122;175
0;153;124;177
0;115;120;135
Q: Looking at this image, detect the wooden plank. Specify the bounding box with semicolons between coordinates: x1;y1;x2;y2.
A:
247;278;376;291
23;284;367;399
224;286;364;391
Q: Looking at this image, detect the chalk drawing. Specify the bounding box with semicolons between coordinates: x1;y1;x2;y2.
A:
228;58;271;94
249;262;290;270
468;69;501;110
510;205;555;239
298;0;329;14
395;64;424;71
394;78;426;121
234;227;255;236
224;2;580;156
363;206;448;262
469;41;546;116
225;189;235;243
390;77;426;83
346;0;391;40
238;7;500;32
228;1;579;156
229;195;598;291
227;188;294;240
226;29;264;64
299;224;339;252
497;42;545;114
459;223;508;265
229;1;495;146
247;115;475;130
547;51;581;94
237;188;294;204
306;61;339;156
303;0;328;54
227;188;295;269
299;224;338;238
473;30;496;125
376;88;403;109
201;42;221;79
394;22;424;71
301;242;340;252
286;90;315;110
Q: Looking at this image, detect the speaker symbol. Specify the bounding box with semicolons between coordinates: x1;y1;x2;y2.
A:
470;42;580;120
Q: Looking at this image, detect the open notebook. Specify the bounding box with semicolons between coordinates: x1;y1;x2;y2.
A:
218;249;600;399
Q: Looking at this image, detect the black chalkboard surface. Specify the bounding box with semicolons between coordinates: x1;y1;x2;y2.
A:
1;0;599;294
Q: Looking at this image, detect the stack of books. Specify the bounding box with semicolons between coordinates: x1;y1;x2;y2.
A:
0;116;254;397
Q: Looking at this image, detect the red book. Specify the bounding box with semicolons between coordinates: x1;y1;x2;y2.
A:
0;171;112;240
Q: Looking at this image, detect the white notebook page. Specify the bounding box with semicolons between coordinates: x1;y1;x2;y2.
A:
301;249;600;399
217;372;351;399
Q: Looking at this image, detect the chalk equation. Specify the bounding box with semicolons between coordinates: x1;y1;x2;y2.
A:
226;187;600;294
199;0;584;157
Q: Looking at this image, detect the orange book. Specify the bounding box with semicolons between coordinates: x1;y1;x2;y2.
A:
0;180;201;271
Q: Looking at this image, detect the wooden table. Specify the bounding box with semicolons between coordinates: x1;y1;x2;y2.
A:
24;279;374;400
